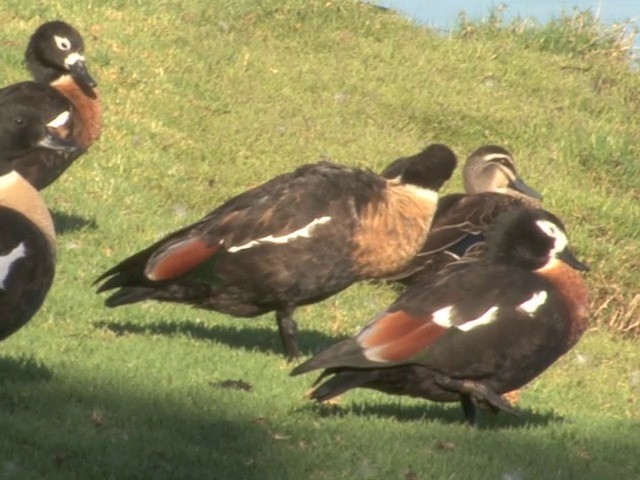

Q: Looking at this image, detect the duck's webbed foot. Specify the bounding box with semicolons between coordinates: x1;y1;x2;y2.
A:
435;374;521;426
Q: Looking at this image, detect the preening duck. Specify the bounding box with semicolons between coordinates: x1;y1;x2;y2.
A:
0;20;100;190
386;145;542;286
291;207;589;426
96;144;457;358
0;95;79;341
0;82;78;189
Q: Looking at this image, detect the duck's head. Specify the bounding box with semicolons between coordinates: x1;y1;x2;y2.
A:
25;20;97;90
383;143;458;192
486;207;588;272
464;145;542;200
0;99;80;162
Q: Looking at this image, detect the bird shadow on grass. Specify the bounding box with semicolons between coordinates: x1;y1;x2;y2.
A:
296;398;563;430
50;209;98;235
0;355;53;383
93;318;346;357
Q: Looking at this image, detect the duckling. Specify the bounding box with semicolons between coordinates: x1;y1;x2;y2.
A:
291;207;589;426
0;96;79;341
386;145;542;286
96;144;457;359
0;20;99;190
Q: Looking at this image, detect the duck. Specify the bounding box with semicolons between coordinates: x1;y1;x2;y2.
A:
291;207;590;426
0;82;79;189
26;20;101;150
0;20;100;190
384;145;543;286
0;92;80;341
95;144;458;359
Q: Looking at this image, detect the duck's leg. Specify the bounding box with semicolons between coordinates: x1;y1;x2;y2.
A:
276;306;301;359
460;395;478;427
435;375;521;426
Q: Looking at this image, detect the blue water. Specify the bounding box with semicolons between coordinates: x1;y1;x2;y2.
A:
376;1;640;51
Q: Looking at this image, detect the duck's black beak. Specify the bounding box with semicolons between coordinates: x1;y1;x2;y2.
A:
69;59;98;89
38;130;81;154
559;248;589;272
510;176;543;200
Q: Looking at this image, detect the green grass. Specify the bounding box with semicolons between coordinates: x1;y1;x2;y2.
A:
1;1;639;478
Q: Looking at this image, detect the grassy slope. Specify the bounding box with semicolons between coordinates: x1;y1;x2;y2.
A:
0;1;638;478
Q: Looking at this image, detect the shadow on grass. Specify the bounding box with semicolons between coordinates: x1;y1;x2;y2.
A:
0;353;634;480
50;209;98;235
0;355;53;383
93;318;345;357
0;376;295;479
297;399;563;429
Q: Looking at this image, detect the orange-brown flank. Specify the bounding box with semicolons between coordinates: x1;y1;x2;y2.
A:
52;76;102;149
536;258;590;349
352;185;437;278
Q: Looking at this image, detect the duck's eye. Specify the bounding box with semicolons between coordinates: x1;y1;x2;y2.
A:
496;157;511;167
54;35;72;51
15;117;25;126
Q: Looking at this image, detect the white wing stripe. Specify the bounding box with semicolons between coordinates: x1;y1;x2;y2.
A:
457;306;499;332
518;290;548;315
432;305;454;328
0;243;27;289
227;216;331;253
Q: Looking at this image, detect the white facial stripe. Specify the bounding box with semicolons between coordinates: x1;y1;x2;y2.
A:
518;291;548;315
457;306;499;332
0;243;27;289
54;35;71;51
402;184;439;203
432;305;454;328
482;153;511;162
64;52;85;67
536;220;568;256
227;216;331;253
46;111;71;128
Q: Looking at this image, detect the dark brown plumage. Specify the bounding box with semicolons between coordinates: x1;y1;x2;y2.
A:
0;20;100;190
0;93;79;340
96;144;457;358
291;207;589;426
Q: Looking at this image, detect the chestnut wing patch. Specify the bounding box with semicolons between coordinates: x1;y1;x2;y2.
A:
145;238;221;281
357;310;449;363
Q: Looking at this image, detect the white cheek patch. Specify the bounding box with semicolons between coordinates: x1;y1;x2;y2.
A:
0;243;27;290
46;110;71;128
536;220;568;257
457;306;499;332
54;35;71;51
518;290;548;315
64;52;85;67
227;216;331;253
432;305;454;328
